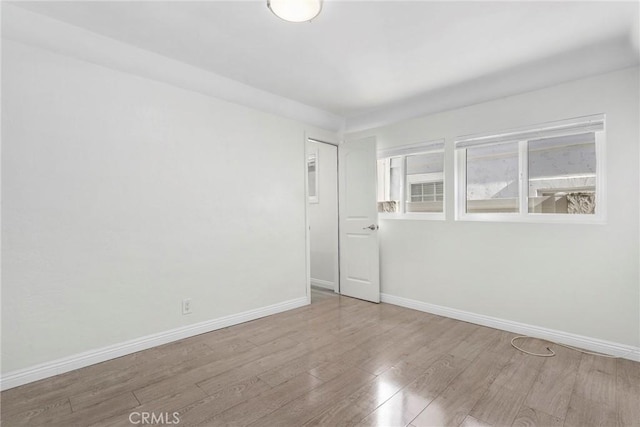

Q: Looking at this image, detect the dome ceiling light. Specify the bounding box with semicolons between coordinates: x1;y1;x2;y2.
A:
267;0;322;23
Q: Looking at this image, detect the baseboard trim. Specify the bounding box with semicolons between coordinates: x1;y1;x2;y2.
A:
0;296;308;391
381;293;640;362
310;278;335;290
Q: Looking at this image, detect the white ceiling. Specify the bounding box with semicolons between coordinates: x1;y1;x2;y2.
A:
10;1;640;127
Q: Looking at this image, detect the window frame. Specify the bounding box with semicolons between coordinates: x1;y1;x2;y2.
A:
378;139;446;221
454;114;606;224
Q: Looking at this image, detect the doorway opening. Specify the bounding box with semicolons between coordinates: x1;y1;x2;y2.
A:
306;138;340;304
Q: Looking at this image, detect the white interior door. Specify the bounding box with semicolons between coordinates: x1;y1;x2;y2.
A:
339;136;380;303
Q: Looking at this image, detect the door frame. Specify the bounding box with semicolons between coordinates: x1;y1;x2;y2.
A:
304;132;341;304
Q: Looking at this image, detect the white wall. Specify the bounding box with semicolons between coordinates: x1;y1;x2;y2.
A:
1;39;335;375
348;67;640;348
308;141;339;289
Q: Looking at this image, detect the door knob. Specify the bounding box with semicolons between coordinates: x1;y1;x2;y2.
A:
363;224;379;230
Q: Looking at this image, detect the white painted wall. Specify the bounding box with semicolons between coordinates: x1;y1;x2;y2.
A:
348;67;640;347
1;39;336;374
308;141;339;290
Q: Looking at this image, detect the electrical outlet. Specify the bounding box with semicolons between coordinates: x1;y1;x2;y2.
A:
182;298;192;315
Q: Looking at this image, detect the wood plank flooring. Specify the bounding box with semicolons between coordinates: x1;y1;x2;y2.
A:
1;287;638;427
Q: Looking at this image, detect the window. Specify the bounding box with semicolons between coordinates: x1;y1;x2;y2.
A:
528;133;596;214
410;182;443;203
455;114;605;223
377;140;445;219
465;142;519;213
376;156;402;213
405;152;444;213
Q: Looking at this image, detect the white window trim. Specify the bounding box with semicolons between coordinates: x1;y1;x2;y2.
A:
454;115;606;224
378;139;446;221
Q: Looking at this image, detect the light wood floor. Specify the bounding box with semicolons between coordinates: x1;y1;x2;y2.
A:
2;288;638;426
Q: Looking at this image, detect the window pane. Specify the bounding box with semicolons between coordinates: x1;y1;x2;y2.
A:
528;133;596;214
466;142;519;213
405;152;444;213
377;157;400;213
389;160;402;201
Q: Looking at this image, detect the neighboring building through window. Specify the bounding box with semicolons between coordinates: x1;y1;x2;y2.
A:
377;140;445;219
410;181;443;203
455;114;605;223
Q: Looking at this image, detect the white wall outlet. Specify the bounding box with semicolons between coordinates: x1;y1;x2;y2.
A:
182;298;192;315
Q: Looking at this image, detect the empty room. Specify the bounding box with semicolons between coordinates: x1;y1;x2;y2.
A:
1;1;639;426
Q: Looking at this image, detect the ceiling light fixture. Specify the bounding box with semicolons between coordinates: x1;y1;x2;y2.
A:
267;0;322;23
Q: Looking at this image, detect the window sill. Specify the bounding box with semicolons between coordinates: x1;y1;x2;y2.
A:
379;213;446;221
455;213;606;225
